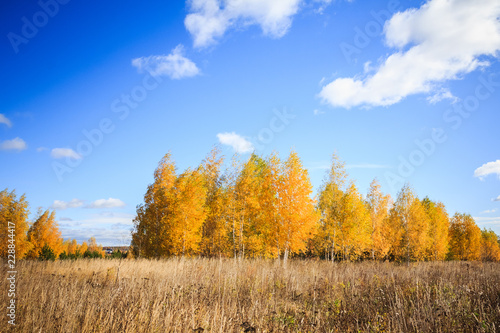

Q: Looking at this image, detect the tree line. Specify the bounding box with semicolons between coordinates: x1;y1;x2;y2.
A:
130;148;500;262
1;148;499;262
0;189;107;260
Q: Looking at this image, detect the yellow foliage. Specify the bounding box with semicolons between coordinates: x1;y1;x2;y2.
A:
199;147;227;257
317;153;348;261
27;209;63;258
170;168;207;256
480;229;500;262
0;189;31;259
422;198;449;260
448;213;481;261
389;184;430;262
367;179;392;260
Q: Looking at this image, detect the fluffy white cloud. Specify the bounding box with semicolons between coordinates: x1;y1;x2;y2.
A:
132;45;200;79
320;0;500;108
0;137;27;151
474;160;500;180
217;132;254;153
51;148;81;159
493;195;500;202
86;198;126;209
185;0;301;48
51;199;85;210
0;114;12;127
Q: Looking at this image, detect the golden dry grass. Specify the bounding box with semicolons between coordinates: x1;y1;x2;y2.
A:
1;259;500;332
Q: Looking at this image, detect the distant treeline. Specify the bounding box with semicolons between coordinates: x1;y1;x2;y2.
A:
129;148;500;262
0;190;132;260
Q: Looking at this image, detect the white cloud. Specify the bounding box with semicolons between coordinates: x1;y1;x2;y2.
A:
426;89;458;104
36;147;48;152
51;199;85;210
493;195;500;202
314;0;334;14
58;212;135;245
132;45;200;79
217;132;254;153
319;0;500;108
473;216;500;228
0;114;12;127
0;137;27;151
313;109;325;115
86;198;126;209
185;0;301;48
51;198;126;210
51;148;81;159
60;228;131;246
58;212;134;227
481;209;497;214
474;160;500;180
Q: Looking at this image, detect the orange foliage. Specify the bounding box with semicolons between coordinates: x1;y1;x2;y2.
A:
480;229;500;262
448;213;481;261
0;189;31;258
367;179;392;260
27;209;63;258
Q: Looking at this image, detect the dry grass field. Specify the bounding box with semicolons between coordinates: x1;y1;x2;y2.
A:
2;259;500;332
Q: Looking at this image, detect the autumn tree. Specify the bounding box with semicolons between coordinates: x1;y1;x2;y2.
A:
199;147;228;257
422;197;449;260
0;189;31;258
317;153;347;261
79;241;88;256
389;184;430;263
26;209;63;258
169;168;207;256
88;237;103;254
68;239;78;256
259;152;283;258
336;182;371;261
278;150;319;262
224;154;242;258
131;153;177;258
61;240;70;255
366;179;392;260
448;213;481;260
234;153;268;258
480;229;500;262
60;239;80;259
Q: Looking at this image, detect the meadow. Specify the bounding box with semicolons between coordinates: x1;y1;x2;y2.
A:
1;259;500;332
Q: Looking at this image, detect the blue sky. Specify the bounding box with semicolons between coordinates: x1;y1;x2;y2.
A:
1;0;499;245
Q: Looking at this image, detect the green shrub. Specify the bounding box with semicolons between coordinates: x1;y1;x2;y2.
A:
83;250;103;259
39;244;56;261
110;250;124;259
